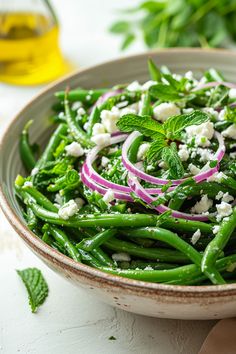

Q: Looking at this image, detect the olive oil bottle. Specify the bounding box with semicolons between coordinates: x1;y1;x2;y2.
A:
0;0;69;85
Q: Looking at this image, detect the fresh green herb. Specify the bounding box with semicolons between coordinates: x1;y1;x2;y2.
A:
109;1;236;50
162;142;185;179
17;268;49;313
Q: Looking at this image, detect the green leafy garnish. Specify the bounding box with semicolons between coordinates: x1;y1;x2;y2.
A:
117;110;209;178
17;268;49;313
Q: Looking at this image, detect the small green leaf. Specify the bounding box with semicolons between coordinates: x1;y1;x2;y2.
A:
147;137;167;162
117;114;165;137
149;84;183;101
164;110;209;139
161;143;185;179
121;33;135;50
109;21;130;34
17;268;49;313
148;58;162;82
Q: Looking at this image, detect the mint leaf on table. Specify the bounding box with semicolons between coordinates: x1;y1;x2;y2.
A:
162;142;185;179
163;110;209;140
117;114;165;137
17;268;49;313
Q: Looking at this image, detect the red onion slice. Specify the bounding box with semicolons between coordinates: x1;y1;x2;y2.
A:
192;81;236;92
128;174;209;221
122;131;225;186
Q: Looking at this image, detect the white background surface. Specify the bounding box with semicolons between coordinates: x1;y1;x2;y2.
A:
0;1;216;353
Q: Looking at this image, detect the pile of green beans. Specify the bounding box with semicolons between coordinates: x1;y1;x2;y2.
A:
16;65;236;286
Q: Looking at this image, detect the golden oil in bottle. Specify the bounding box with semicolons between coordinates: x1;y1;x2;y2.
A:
0;12;70;85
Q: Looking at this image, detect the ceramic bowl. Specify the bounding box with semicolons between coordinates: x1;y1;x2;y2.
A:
1;49;236;320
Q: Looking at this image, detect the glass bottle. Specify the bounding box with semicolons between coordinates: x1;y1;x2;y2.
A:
0;0;69;85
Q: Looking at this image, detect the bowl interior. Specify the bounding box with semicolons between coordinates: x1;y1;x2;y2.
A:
1;49;236;291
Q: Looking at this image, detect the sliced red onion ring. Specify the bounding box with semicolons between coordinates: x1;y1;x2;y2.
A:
81;165;133;202
128;174;209;221
96;89;122;107
83;134;175;194
122;131;225;186
192;81;236;92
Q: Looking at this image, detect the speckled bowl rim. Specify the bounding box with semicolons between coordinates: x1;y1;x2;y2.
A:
2;48;236;298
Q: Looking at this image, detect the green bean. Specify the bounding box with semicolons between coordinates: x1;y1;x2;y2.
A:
91;247;114;267
19;120;36;172
25;205;37;230
78;229;117;251
55;88;108;103
162;218;213;234
34;123;68;171
75;247;103;268
202;207;236;275
43;224;81;262
168;197;185;210
87;106;100;136
64;97;93;148
121;260;178;270
47;169;80;192
104;237;189;263
101;254;236;283
140;91;153;116
21;184;58;212
128;134;143;163
222;176;236;191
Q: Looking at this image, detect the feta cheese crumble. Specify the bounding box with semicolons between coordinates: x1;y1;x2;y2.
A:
101;106;120;133
141;80;157;91
216;201;233;222
207;172;227;183
23;181;33;187
212;225;220;234
178;144;189;161
31;167;39;176
92;123;105;136
102;189;115;204
191;229;201;245
101;156;110;167
126;81;142;92
191;195;213;214
74;197;85;209
91;133;111;146
153;103;181;122
188;163;200;175
77;107;86;116
222;124;236;140
112;252;131;262
65;142;84;157
137;143;150;161
229;88;236;99
185;121;214;147
58;200;78;220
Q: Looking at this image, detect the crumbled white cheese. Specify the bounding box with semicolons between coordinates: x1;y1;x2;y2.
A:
229;88;236;99
102;189;115;204
77;107;86;116
191;229;201;245
178;144;189;161
112;252;131;262
65;142;84;157
55;193;63;206
58;200;78;220
142;80;157;91
137;143;150;161
144;265;154;270
116;100;128;109
153;103;181;122
92;123;106;136
71;101;82;111
185;71;194;80
197;148;214;163
207;172;227;183
182;108;194;114
23;181;33;187
83;122;89;131
108;147;118;154
215;191;224;200
191;195;213;214
135;161;144;171
222;192;234;203
31;167;39;176
213;225;220;234
185;121;214;147
101;156;110;167
101;106;120;133
218;109;226;121
91;133;111;146
126;81;142;92
120;102;139;116
216;201;233;222
74;197;85;209
222;124;236;140
58;112;65;119
188;163;200;175
202;107;219;120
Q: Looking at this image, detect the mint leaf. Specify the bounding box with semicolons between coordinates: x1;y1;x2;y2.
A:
164;110;209;139
117;114;165;137
147;137;167;162
149;84;183;101
17;268;49;313
162;143;185;179
148;58;161;82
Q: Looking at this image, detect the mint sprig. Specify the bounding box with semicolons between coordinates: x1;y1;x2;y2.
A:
117;110;209;178
17;268;49;313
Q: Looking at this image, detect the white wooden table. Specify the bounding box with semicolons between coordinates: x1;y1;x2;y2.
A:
0;1;215;353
